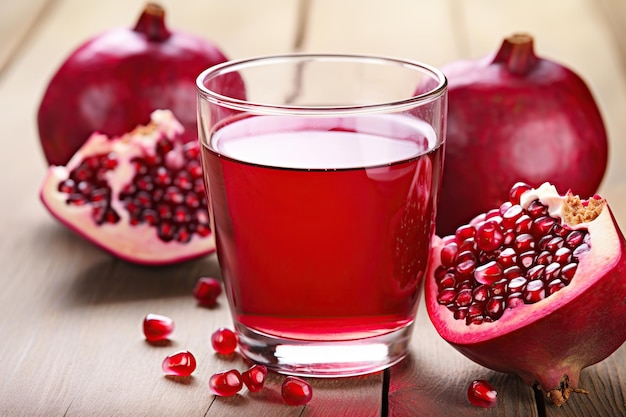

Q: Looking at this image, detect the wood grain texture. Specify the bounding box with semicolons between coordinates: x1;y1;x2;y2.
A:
0;0;51;74
389;302;539;416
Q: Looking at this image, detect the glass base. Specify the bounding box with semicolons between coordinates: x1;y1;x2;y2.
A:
235;321;414;377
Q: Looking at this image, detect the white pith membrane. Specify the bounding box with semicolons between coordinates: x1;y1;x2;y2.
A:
427;182;620;344
40;110;215;265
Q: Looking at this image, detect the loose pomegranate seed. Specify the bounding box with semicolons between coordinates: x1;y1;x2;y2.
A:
435;182;590;326
241;364;268;393
211;328;238;355
281;376;313;406
143;313;174;342
193;277;222;307
209;369;243;396
468;379;498;408
162;350;196;376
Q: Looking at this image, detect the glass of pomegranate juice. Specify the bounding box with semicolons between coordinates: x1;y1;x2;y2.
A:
196;54;447;377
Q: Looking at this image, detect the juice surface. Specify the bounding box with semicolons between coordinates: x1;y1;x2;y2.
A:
202;115;444;340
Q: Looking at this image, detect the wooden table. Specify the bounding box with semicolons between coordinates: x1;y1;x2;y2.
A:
1;1;626;415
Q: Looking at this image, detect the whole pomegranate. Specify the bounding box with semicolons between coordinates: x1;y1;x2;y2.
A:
40;110;214;265
37;2;245;166
425;182;626;406
436;33;608;235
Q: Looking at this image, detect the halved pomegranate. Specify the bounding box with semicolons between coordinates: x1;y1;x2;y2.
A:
425;182;626;406
40;110;214;265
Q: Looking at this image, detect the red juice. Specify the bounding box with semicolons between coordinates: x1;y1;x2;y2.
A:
201;114;444;341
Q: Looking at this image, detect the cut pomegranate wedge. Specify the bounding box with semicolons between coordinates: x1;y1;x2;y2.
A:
426;182;626;406
40;110;214;265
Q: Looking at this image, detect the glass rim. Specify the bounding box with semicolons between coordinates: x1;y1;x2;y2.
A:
196;52;447;116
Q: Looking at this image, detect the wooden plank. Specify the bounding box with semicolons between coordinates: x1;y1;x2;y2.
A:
0;0;304;416
544;347;626;417
301;0;459;67
597;0;626;69
389;302;539;416
0;0;50;74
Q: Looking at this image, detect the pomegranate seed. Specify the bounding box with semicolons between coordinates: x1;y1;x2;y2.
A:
472;285;490;303
440;242;459;267
561;263;578;283
455;224;476;242
437;288;457;305
438;272;457;290
518;250;536;268
573;243;591;257
514;215;533;234
468;379;498;408
535;250;553;265
547;279;566;294
503;266;522;280
502;204;524;229
485;296;505;320
458;238;478;253
565;230;585;248
193;277;222;307
508;277;527;293
513;233;536;253
474;261;503;285
455;259;476;277
497;247;517;268
552;223;569;237
526;200;548;218
509;182;531;204
544;262;561;281
523;280;545;303
454;288;473;308
454;308;468;320
281;376;313;406
456;250;476;264
209;369;243;396
162;350;197;376
499;201;513;216
531;216;556;237
475;221;504;252
241;364;268;393
143;313;174;342
490;279;508;297
553;247;572;264
470;213;486;227
211;328;238;355
527;264;545;281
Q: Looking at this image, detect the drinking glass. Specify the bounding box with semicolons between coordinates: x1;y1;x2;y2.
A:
196;53;447;377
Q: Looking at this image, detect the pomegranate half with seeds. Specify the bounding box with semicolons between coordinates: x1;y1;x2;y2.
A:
425;182;626;406
40;110;214;265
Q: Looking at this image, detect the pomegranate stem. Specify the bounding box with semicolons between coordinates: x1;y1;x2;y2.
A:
492;33;539;75
133;3;171;42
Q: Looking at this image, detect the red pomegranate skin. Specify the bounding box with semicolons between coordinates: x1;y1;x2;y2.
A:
436;34;608;235
37;4;244;166
426;184;626;406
